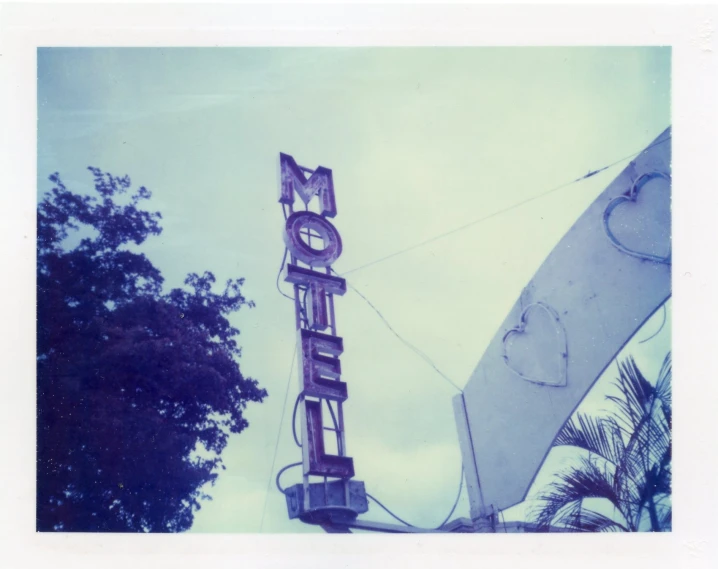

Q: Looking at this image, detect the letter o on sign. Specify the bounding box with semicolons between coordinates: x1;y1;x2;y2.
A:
284;211;343;267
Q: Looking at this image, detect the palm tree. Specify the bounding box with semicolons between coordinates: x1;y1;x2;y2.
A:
531;353;672;532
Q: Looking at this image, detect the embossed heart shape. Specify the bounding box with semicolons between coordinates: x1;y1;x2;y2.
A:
502;302;568;387
602;171;671;265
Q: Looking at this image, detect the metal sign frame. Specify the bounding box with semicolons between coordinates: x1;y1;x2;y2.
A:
278;152;368;525
454;128;672;524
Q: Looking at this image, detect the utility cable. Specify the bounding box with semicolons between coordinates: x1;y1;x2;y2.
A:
435;464;465;529
259;346;297;531
499;508;508;533
639;303;667;344
366;493;418;527
275;247;294;301
276;204;296;301
276;247;310;327
333;270;462;393
291;394;302;447
366;463;465;530
290;391;465;531
275;461;302;494
270;133;671;532
339;134;672;277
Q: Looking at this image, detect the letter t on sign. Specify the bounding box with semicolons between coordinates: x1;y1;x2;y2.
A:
285;264;346;331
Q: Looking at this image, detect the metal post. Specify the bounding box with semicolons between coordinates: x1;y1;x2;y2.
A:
300;397;311;513
452;393;494;532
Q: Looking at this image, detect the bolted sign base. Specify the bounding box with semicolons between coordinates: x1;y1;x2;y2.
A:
285;480;368;525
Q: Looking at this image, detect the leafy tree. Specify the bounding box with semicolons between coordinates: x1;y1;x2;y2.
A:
37;168;267;532
531;353;671;532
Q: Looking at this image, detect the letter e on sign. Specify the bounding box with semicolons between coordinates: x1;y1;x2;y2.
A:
300;329;347;402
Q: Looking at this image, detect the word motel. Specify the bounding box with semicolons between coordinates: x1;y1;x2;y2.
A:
279;152;354;480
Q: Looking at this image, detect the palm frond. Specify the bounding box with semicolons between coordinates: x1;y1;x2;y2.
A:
658;509;672;531
533;457;627;530
534;352;672;532
606;357;655;434
554;413;625;466
620;402;671;487
612;396;671;529
653;457;672;497
571;508;630;532
654;352;672;426
655;495;672;532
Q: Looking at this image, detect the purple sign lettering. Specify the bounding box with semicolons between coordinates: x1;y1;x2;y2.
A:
278;153;337;218
284;211;343;268
300;329;347;402
284;264;347;331
279;152;354;485
304;399;355;478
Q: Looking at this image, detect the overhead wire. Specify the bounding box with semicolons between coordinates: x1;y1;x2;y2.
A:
326;399;340;432
366;463;465;530
339;134;672;277
291;394;302;447
276;204;296;301
258;346;297;531
366;493;418;527
317;134;673;408
282;266;464;521
275;461;302;494
276;223;463;531
639;303;667;344
289;388;465;530
269;136;673;530
499;508;508;533
268;132;672;532
322;268;467;529
276;275;465;530
332;268;462;393
275;247;294;301
435;464;465;529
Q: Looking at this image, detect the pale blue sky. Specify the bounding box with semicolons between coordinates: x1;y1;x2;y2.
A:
37;47;671;533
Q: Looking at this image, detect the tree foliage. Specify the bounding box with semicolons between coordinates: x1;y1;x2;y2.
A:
531;353;672;532
37;168;267;532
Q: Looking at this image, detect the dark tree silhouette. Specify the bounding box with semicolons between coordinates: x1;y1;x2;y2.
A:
37;168;267;532
531;353;671;532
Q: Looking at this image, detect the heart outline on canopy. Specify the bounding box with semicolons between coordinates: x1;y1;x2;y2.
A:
502;302;568;387
602;171;671;265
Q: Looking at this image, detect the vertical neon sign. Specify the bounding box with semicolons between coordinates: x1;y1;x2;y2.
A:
279;153;355;484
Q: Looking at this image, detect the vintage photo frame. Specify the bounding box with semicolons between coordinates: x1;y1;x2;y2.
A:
1;2;716;568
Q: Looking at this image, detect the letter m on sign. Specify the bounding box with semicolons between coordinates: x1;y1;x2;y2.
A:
278;153;337;218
